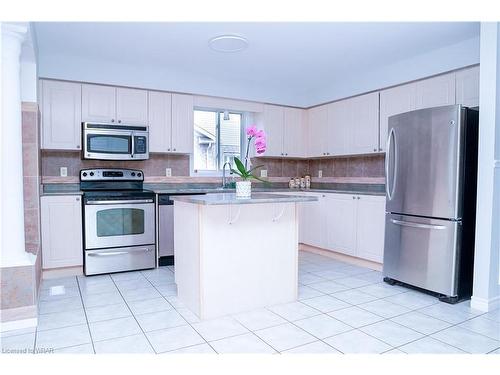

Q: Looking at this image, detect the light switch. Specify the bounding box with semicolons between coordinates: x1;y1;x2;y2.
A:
60;167;68;177
165;168;172;177
318;170;322;178
260;169;268;178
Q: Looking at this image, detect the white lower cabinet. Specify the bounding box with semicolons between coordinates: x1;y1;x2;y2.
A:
300;192;385;263
325;194;357;256
355;195;386;263
41;195;83;269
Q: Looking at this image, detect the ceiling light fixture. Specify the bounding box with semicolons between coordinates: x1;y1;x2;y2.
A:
209;35;248;53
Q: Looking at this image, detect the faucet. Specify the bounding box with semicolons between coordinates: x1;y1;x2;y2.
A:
222;161;232;188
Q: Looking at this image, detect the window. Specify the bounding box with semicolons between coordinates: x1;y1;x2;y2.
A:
193;109;243;173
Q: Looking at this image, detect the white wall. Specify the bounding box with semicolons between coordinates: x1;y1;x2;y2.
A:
37;37;480;108
301;36;480;107
471;22;500;312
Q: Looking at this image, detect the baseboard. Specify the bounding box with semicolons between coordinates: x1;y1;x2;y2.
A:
470;295;500;312
299;243;383;272
0;305;38;332
42;266;83;279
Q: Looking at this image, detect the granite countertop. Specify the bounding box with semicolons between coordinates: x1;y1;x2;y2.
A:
41;183;385;197
170;192;319;205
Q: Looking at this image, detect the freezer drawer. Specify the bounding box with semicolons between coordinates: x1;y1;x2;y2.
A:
84;245;156;276
383;213;461;297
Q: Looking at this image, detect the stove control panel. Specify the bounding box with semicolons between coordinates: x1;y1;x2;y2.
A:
80;168;144;181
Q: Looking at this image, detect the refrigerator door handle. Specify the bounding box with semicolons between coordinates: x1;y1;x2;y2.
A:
390;219;446;230
385;128;397;200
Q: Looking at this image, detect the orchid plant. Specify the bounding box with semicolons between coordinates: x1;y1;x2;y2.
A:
230;125;268;182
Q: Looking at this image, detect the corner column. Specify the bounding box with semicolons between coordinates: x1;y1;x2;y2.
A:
471;22;500;312
0;22;34;268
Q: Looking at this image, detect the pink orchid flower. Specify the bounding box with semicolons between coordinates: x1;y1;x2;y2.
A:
246;125;258;138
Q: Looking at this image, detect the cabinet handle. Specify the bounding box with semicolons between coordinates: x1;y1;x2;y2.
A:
173;148;176;151
76;197;80;202
327;152;330;155
118;120;122;123
373;148;377;152
357;196;360;200
167;148;171;151
111;119;115;123
352;196;356;199
76;145;80;149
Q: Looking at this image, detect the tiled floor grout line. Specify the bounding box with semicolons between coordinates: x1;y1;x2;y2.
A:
107;274;158;353
76;276;97;354
143;270;220;354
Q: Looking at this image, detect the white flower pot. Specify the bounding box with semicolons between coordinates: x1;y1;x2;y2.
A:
235;180;252;198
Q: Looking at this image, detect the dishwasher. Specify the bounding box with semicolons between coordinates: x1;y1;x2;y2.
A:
157;193;206;266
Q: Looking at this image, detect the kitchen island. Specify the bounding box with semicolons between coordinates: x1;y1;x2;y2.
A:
171;192;317;320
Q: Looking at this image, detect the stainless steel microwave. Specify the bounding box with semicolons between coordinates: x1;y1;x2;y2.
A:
82;122;149;160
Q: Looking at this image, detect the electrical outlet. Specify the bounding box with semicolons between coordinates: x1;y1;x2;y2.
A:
60;167;68;177
318;170;322;178
260;169;268;178
165;168;172;177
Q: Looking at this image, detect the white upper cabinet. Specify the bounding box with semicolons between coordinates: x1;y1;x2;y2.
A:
171;93;194;154
148;91;172;153
415;72;456;110
307;105;328;157
116;87;148;125
348;92;379;154
82;84;148;125
327;100;349;156
41;80;82;151
41;195;83;269
308;93;379;157
455;66;480;108
257;105;306;158
82;84;116;123
355;195;386;263
283;107;306;157
379;82;416;151
261;105;284;157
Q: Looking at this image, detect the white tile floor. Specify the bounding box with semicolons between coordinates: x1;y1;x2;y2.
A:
2;250;500;354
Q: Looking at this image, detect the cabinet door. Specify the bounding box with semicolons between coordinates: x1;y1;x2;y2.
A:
415;73;456;110
379;83;416;151
283;107;305;157
262;105;284;157
171;93;193;153
41;195;83;269
355;195;385;263
307;105;328;157
41;80;82;150
455;66;480;108
327;100;349;156
301;193;327;249
116;88;148;125
82;84;116;123
325;194;356;256
148;91;172;152
348;92;379;155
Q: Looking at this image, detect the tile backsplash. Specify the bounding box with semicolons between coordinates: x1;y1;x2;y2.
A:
251;155;385;178
41;152;190;177
41;152;384;179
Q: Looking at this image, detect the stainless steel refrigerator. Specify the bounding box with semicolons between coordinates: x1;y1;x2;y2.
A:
383;105;479;303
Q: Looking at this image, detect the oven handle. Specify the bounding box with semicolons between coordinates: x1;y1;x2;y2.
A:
88;248;154;257
86;199;154;205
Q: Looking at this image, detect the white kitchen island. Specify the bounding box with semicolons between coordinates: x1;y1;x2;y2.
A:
171;192;317;320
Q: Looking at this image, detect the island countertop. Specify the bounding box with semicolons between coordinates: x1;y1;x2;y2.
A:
170;192;318;205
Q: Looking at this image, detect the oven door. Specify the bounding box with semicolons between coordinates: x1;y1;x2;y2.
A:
84;199;155;250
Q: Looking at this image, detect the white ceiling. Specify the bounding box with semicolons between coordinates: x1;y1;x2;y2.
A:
34;22;480;107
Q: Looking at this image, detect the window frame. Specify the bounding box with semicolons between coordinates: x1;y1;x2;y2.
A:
191;107;246;177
